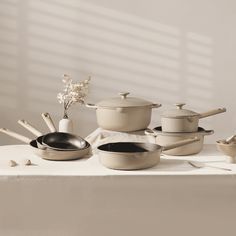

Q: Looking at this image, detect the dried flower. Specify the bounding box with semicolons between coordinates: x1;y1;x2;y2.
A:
57;74;91;118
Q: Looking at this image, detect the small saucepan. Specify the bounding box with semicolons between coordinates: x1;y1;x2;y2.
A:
0;128;91;161
97;137;199;170
145;127;214;155
161;103;226;132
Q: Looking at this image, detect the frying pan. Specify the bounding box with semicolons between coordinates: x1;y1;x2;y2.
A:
0;128;91;161
97;137;200;170
18;118;86;151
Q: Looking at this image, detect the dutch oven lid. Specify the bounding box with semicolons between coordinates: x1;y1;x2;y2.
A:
97;92;153;108
161;103;199;118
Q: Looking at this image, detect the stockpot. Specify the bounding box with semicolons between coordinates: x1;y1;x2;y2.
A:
86;92;161;132
161;103;226;132
145;127;214;155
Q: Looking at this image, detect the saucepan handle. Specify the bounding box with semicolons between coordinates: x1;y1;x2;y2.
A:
0;128;31;144
199;108;226;119
162;137;200;151
144;129;157;137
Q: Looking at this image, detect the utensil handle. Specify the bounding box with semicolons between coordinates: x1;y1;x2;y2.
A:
225;134;236;143
199;108;226;119
0;128;31;143
41;113;57;132
205;165;232;171
162;137;200;151
18;120;42;137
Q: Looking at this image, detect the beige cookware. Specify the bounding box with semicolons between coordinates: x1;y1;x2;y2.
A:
97;137;199;170
161;103;226;132
86;92;161;132
217;140;236;163
145;127;214;155
0;128;91;161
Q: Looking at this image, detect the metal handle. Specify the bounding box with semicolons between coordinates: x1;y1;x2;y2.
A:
199;108;226;119
0;128;31;144
175;103;186;109
162;137;200;151
41;113;57;132
18;120;42;137
119;92;130;99
203;130;214;136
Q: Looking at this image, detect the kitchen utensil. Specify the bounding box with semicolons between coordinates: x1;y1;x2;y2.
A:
145;127;213;155
0;128;91;161
188;161;231;171
18;119;43;137
42;132;87;151
161;103;226;132
86;92;161;132
41;112;57;132
97;137;199;170
216;140;236;163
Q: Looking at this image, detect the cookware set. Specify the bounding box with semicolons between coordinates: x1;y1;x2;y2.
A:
0;91;228;169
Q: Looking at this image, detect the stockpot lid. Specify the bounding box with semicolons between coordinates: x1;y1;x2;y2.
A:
161;103;199;118
96;92;153;108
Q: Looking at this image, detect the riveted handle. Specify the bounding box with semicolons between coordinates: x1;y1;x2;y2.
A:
119;92;130;99
18;119;43;137
0;128;31;144
41;113;57;132
175;103;186;109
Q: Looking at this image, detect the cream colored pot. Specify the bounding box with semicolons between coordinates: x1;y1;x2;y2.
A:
86;92;161;132
145;127;214;155
161;103;226;132
97;137;199;170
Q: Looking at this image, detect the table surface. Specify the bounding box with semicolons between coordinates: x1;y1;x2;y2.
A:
0;144;235;176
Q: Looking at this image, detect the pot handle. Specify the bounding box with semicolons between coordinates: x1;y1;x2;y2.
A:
0;128;31;144
86;103;98;109
151;103;162;109
199;108;226;119
162;137;200;151
144;129;157;137
203;130;214;136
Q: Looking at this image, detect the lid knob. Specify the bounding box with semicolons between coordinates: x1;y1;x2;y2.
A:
175;103;186;109
119;92;130;99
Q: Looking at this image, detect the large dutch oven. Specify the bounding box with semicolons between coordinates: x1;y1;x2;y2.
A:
161;103;226;132
145;127;214;155
86;92;161;132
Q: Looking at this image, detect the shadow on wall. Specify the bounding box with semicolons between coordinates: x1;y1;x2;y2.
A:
0;0;214;144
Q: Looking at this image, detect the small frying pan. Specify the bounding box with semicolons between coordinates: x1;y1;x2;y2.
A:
0;128;91;161
18;118;86;151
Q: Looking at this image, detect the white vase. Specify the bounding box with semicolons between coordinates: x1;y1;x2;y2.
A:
59;118;73;133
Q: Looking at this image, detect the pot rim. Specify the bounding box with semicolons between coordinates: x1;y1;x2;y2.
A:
152;126;214;136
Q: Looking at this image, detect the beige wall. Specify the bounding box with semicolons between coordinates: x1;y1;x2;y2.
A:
0;0;235;145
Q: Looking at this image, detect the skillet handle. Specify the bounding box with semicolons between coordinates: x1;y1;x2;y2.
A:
0;128;31;144
18;119;43;137
199;108;226;119
162;137;200;151
41;113;57;132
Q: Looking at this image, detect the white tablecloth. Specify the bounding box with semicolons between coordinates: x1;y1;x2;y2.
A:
0;144;235;236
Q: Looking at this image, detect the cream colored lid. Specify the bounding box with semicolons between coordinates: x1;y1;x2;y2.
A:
161;103;199;118
97;92;153;108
